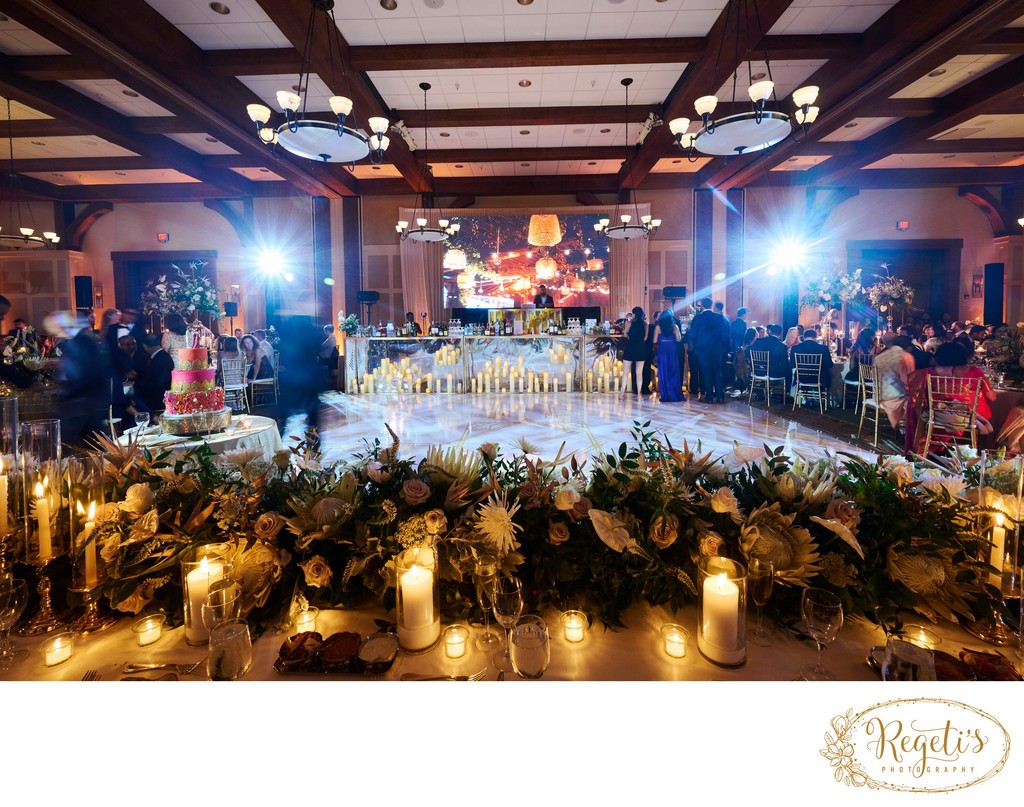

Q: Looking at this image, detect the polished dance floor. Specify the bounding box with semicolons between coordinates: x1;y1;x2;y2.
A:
304;392;869;464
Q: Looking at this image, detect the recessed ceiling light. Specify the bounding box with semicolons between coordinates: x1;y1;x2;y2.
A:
519;130;530;135
259;168;270;173
943;154;956;159
380;0;398;9
519;80;532;88
928;68;947;77
51;173;63;178
372;166;381;170
439;132;450;137
751;72;766;81
206;137;219;143
517;0;533;5
122;89;139;98
587;161;597;165
843;122;858;128
520;163;530;167
31;141;45;146
672;159;681;164
115;171;126;176
209;2;230;15
455;164;464;168
600;128;611;133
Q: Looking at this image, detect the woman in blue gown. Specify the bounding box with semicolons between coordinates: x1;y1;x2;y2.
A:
655;310;685;402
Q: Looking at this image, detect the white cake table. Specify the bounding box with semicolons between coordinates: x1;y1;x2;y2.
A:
119;415;285;461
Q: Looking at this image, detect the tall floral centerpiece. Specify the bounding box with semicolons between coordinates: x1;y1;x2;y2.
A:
141;260;223;324
865;264;914;331
800;263;862;335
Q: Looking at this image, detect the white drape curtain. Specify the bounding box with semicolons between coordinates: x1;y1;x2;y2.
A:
397;203;650;322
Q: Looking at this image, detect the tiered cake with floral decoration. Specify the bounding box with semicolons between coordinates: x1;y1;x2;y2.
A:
164;346;224;414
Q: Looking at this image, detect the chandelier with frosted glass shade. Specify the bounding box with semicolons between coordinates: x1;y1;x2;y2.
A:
244;0;389;165
1;99;58;248
668;0;822;159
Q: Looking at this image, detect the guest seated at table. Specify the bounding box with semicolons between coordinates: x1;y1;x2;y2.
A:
242;334;272;382
749;324;791;395
784;326;800;352
898;324;931;370
219;335;244;365
904;342;996;455
845;327;877;382
134;334;173;413
161;312;190;355
949;321;974;357
7;317;36;345
733;327;757;391
873;333;916;436
922;322;946;353
790;328;833;388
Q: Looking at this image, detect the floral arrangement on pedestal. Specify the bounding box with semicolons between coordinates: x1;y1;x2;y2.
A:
141;260;222;318
800;264;863;313
337;312;360;336
979;324;1024;379
866;264;915;328
69;422;1008;638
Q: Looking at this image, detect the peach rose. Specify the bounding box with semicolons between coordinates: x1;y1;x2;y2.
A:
547;521;570;546
400;479;431;506
648;514;679;549
298;555;333;589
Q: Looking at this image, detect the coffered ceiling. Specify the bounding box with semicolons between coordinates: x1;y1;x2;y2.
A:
0;0;1020;207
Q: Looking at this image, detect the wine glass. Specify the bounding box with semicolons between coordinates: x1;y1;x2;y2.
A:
0;578;29;669
201;582;242;632
747;558;775;647
134;411;150;433
800;587;843;680
510;614;550;679
491;576;523;672
207;617;252;681
473;555;501;652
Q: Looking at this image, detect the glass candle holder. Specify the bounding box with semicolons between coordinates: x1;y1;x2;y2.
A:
442;624;470;659
903;624;940;650
39;632;74;667
661;624;689;658
395;544;440;652
67;454;105;593
697;556;747;667
559;610;588;643
294;607;319;634
20;419;63;564
181;545;234;646
0;397;18;546
131;614;166;646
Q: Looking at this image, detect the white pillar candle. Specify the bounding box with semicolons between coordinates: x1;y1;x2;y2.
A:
991;513;1006;589
436;379;442;394
0;471;7;535
485;376;491;394
566;372;572;392
83;501;98;588
446;374;452;394
185;557;225;644
702;572;739;650
397;553;439;651
34;481;52;560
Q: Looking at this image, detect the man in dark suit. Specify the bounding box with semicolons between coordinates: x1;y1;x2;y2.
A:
8;317;36;345
749;323;791;400
687;297;731;402
134;333;173;413
729;307;748;353
533;285;554;308
790;328;834;389
898;324;931;370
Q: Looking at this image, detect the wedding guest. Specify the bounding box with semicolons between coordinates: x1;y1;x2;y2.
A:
241;334;271;381
687;296;730;403
640;309;658;397
784;326;800;352
533;285;554;308
730;307;748;353
161;312;190;354
134;333;173;413
45;311;110;448
254;328;275;369
620;306;647;399
234;328;244;341
98;308;122;354
277;316;328;447
219;335;244;364
873;332;915;434
898;324;931;370
790;328;834;389
654;310;685;402
7;317;36;345
749;324;791;398
846;327;877;382
733;327;757;391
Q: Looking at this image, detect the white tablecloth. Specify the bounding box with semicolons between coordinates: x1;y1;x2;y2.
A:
119;415;285;461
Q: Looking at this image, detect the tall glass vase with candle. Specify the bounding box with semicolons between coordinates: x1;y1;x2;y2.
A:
491;576;523;672
395;544;441;652
0;577;28;668
696;556;746;667
65;454;117;635
18;419;64;636
181;544;235;646
473;554;501;651
0;397;19;580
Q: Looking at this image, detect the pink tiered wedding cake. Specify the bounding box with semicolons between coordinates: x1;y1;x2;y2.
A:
163;346;225;415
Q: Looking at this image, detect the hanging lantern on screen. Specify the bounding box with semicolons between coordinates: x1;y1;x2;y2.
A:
512;277;531;292
535;257;557;280
443;248;467;270
528;215;562;247
585;259;605;272
457;270;476;289
570;278;585;292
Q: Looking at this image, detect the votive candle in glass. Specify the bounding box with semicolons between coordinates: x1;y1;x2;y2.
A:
661;624;689;658
443;624;469;659
560;610;588;643
131;614;166;646
903;624;940;650
295;607;319;634
40;632;74;666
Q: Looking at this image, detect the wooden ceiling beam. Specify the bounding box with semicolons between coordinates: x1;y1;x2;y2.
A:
2;119;89;137
968;28;1024;54
8;54;106;81
392;105;653;129
696;0;1024;191
0;0;358;198
425;146;632;164
10;156;161;173
254;0;422;192
201;48;302;76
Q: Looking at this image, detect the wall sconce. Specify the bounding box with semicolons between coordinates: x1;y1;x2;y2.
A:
93;282;104;308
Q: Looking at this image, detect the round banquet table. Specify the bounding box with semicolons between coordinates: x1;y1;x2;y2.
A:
118;414;285;460
0;600;998;682
981;385;1024;449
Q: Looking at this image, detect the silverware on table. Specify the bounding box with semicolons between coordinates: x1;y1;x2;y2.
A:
121;657;206;675
121;673;179;681
400;669;487;682
81;669;100;681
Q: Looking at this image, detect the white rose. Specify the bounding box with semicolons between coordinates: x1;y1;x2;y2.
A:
553;484;581;511
710;487;740;516
119;483;154;514
298;555;333;588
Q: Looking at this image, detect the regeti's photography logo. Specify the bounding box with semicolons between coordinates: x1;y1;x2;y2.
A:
821;699;1010;792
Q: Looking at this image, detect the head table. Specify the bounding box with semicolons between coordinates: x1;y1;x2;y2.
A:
0;600;996;682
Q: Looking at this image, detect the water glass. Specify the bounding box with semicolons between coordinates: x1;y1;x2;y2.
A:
201;582;242;632
510;614;550;679
134;411;150;432
882;637;936;681
207;617;252;681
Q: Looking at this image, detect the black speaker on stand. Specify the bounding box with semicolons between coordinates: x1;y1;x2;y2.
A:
357;290;380;325
983;263;1004;326
663;286;687;311
73;276;93;311
223;301;238;336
